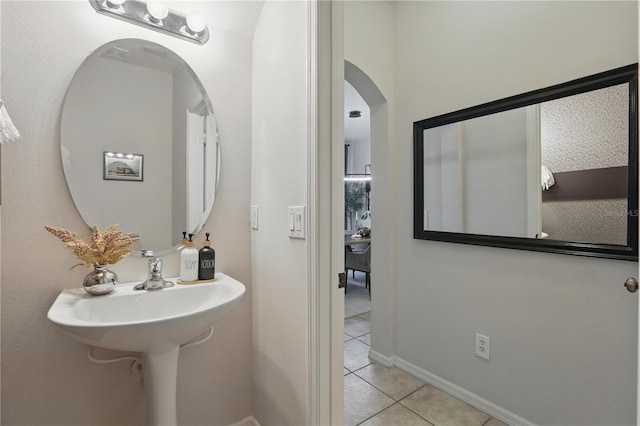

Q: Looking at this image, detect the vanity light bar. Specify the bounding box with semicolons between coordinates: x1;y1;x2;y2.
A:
105;151;135;159
88;0;210;46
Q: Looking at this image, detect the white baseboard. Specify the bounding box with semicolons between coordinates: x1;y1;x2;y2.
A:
368;349;394;367
228;416;260;426
388;356;535;426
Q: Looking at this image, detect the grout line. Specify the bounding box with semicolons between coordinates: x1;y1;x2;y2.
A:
350;358;375;374
348;378;435;426
345;312;493;426
355;333;371;345
399;383;494;426
353;367;427;404
346;331;370;339
354;402;399;426
396;385;440;426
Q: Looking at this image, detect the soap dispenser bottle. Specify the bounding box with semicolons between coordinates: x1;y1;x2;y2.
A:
198;232;216;280
180;233;199;282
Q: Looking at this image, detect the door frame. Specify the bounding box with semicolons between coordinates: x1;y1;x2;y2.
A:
308;1;345;424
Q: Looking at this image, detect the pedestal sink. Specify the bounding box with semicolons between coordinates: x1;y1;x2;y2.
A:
47;272;245;426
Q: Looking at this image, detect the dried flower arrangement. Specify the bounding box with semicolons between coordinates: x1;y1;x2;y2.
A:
45;224;139;269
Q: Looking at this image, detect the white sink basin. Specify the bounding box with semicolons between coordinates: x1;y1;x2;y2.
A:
47;272;245;426
48;272;245;353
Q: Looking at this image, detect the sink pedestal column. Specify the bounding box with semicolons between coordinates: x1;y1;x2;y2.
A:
142;347;180;426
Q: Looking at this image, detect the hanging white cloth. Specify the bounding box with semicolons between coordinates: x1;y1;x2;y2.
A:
541;165;555;191
0;99;22;143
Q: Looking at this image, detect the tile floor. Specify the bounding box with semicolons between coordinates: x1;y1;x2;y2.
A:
344;281;506;426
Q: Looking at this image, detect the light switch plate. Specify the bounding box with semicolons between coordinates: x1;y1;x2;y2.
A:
287;206;305;239
251;205;259;230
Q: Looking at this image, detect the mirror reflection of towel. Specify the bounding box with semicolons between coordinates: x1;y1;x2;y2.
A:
541;165;555;190
0;100;22;143
0;100;21;143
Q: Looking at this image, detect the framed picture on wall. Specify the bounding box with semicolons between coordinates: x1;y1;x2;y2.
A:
103;151;144;182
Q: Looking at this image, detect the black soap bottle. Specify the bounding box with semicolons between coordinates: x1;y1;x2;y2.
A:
198;233;216;280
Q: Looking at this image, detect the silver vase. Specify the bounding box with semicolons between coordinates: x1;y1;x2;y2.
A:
83;265;118;295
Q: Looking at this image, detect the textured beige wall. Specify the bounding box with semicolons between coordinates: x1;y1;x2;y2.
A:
1;2;253;425
251;2;309;425
541;84;629;244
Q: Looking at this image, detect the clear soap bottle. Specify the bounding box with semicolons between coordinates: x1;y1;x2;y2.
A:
180;233;199;282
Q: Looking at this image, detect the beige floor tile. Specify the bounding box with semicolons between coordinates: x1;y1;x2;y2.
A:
358;312;371;321
356;364;425;401
400;384;490;426
345;316;371;338
484;418;507;426
344;374;395;426
344;339;374;371
359;403;434;426
356;333;371;346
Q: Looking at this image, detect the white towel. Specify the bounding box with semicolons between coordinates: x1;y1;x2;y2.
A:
0;100;22;143
541;165;555;191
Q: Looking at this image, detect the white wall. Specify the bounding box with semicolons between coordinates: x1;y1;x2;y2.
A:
423;109;530;237
251;2;309;425
344;0;397;361
1;2;253;425
62;56;173;249
348;1;639;425
464;109;529;237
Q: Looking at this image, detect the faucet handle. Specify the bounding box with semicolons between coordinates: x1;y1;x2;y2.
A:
148;257;162;276
134;256;174;290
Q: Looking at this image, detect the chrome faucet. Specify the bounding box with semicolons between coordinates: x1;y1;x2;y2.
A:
134;252;174;291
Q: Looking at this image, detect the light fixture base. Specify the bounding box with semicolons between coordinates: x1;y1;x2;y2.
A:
89;0;209;45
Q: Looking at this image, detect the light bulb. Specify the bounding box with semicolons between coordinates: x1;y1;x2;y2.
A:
105;0;126;12
186;14;206;34
147;1;169;22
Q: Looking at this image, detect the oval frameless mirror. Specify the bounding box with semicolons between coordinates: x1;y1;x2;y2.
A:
61;39;221;255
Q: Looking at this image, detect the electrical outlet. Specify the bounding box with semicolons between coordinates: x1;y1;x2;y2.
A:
475;333;490;360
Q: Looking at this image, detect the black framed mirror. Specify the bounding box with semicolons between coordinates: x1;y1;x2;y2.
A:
413;64;638;261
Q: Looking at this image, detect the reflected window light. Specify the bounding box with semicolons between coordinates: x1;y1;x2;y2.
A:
344;175;372;182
